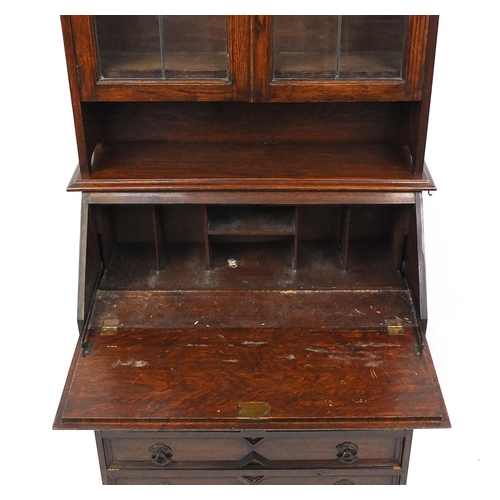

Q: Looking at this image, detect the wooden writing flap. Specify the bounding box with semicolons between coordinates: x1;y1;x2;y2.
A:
55;326;449;430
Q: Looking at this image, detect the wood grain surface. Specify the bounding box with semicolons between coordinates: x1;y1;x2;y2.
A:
57;327;448;430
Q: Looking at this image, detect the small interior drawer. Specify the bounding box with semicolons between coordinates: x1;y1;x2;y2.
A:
102;430;406;468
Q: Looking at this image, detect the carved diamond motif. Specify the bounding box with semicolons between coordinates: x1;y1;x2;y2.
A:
239;451;270;468
243;437;264;446
240;476;266;485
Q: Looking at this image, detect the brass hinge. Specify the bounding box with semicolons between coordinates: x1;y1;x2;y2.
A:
101;319;119;336
237;402;270;420
385;319;404;335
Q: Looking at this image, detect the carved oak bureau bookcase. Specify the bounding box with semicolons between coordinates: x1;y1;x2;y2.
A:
54;15;449;485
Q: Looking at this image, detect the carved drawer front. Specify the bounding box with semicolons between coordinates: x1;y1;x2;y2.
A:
255;432;403;465
105;434;253;466
111;473;400;485
102;430;405;469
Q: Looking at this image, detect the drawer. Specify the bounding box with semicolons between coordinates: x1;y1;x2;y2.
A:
100;430;406;468
110;472;400;485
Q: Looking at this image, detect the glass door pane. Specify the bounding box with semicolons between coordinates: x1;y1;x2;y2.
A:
162;16;228;79
95;15;228;80
273;15;407;81
274;16;339;79
95;16;163;79
339;16;407;79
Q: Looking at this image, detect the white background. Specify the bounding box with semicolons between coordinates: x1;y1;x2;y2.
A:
1;2;498;499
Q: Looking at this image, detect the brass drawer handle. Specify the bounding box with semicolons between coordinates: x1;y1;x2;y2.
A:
336;442;359;464
149;443;173;466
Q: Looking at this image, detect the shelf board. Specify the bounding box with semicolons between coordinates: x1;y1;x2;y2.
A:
68;141;435;192
208;206;296;236
99;50;228;80
274;51;403;80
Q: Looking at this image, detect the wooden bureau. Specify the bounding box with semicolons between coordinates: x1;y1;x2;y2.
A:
54;15;449;485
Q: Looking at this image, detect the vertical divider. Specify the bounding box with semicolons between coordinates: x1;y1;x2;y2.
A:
392;205;411;271
153;206;164;270
95;206;116;269
203;205;211;269
293;206;299;270
340;206;351;270
158;15;166;79
335;15;343;78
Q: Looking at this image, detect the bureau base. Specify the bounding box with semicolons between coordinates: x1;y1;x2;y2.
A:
95;430;412;486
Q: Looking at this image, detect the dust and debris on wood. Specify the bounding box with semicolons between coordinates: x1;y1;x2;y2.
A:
305;347;331;354
354;341;396;348
112;358;149;368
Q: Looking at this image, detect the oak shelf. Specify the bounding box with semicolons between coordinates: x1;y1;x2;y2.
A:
68;141;435;192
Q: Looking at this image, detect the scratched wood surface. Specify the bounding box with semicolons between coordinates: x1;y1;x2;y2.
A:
58;327;448;429
89;289;417;330
99;240;406;291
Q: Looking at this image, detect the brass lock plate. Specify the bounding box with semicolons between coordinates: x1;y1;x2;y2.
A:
237;402;270;420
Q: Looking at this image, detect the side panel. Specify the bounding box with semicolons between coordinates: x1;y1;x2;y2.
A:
77;195;104;333
404;192;428;334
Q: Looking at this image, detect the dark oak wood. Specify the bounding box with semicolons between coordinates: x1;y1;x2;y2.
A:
94;428;410;483
408;17;440;176
100;430;406;465
253;16;433;103
76;195;102;333
97;241;407;292
340;206;351;270
69;15;252;102
60;16;94;178
153;206;164;270
86;191;417;206
99;102;407;143
67;141;435;192
56;15;447;486
208;206;296;236
56;327;447;430
109;475;400;485
89;289;416;329
62;16;438;183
